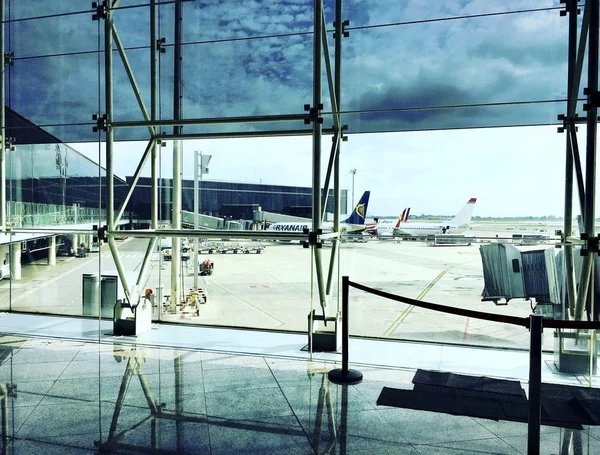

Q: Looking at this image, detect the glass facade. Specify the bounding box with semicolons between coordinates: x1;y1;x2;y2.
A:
0;3;599;449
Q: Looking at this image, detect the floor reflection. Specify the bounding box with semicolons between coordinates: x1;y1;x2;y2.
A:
0;336;595;454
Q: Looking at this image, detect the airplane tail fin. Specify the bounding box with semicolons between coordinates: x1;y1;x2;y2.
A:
449;198;477;226
342;191;370;225
395;207;410;228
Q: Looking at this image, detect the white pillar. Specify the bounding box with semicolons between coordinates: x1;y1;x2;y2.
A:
72;234;79;252
48;236;56;266
88;234;94;248
11;242;21;280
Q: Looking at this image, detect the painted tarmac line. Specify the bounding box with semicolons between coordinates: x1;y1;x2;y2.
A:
383;264;455;338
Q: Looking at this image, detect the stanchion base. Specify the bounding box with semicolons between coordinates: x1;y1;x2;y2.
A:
328;368;363;385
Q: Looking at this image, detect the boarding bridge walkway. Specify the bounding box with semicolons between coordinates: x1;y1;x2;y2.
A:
0;202;129;280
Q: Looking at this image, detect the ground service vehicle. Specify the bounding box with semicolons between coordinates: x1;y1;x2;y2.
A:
162;248;190;261
242;244;265;254
199;259;214;276
197;242;217;254
218;243;242;254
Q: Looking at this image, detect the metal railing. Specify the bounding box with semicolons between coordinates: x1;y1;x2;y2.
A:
6;202;107;228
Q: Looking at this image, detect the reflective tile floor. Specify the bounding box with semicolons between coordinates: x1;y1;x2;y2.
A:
0;333;597;454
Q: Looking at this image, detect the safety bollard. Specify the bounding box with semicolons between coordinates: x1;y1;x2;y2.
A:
527;314;543;455
328;276;363;385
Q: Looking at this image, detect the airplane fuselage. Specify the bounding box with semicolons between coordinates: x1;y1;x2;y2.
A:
268;221;366;234
375;220;398;237
394;222;471;237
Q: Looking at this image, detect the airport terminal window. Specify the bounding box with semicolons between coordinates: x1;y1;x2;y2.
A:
512;258;520;274
341;6;569;132
1;0;595;375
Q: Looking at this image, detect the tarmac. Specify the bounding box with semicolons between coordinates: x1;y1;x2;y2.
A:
0;223;574;353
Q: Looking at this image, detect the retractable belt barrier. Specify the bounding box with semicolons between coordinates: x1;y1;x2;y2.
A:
348;280;600;331
329;276;600;455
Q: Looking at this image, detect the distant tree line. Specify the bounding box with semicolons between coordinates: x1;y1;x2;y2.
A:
374;214;578;221
416;215;565;221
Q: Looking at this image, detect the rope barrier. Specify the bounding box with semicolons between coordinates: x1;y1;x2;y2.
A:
349;280;600;330
349;280;527;327
343;276;600;455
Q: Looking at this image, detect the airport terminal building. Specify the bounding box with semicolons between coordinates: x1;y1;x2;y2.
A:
128;176;348;224
0;1;597;453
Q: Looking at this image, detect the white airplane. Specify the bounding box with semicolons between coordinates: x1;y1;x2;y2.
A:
267;191;371;234
394;198;477;238
371;208;411;238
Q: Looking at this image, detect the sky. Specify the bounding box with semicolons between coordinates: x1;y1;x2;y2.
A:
10;0;570;140
71;122;579;219
14;0;587;217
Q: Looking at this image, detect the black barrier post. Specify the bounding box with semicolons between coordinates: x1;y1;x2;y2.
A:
328;276;363;385
527;314;543;455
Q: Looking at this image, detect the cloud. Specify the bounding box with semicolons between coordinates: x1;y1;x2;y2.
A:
10;0;572;142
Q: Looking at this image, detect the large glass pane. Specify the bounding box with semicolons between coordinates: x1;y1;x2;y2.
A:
89;136;349;331
9;0;150;21
341;125;569;349
9;13;98;58
9;54;101;137
9;2;91;21
181;35;313;119
342;7;569;133
344;0;563;27
183;0;313;41
4;138;109;316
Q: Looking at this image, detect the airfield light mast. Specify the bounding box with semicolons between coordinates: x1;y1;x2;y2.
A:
349;168;357;208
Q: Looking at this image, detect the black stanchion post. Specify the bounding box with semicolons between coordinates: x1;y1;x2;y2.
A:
527;314;543;455
328;276;363;385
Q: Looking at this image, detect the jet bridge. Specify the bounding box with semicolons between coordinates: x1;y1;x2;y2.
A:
480;243;561;313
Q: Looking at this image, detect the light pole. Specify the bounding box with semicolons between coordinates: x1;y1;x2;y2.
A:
349;168;357;208
193;151;211;295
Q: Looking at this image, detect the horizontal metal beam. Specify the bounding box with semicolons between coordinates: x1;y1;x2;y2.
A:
9;228;96;235
155;128;335;140
112;113;309;129
112;228;309;242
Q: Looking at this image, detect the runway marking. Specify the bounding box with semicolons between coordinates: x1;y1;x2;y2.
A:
383;264;455;338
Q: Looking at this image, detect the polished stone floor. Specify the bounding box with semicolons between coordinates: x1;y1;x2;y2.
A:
0;314;596;454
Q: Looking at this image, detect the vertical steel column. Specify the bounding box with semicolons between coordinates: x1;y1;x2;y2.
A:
104;4;132;301
193;151;199;292
562;0;579;319
325;0;343;297
150;0;158;230
171;0;183;305
0;0;5;231
527;314;543;455
334;0;342;227
105;2;114;232
312;0;327;311
328;0;343;298
575;0;599;321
